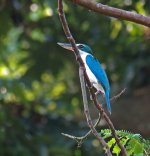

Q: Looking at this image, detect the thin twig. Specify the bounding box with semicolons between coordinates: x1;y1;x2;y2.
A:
68;0;150;27
79;67;112;155
61;88;126;147
61;112;102;147
57;0;128;155
58;0;82;62
110;88;126;102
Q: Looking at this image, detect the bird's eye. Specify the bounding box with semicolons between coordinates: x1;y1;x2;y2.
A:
78;45;84;49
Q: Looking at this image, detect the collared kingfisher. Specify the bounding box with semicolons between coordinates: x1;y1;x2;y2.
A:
58;43;111;114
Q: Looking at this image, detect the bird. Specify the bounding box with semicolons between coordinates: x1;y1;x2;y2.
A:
57;42;111;114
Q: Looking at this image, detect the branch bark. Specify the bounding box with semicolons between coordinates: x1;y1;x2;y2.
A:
67;0;150;27
79;67;112;155
58;0;128;155
61;89;126;147
84;73;128;156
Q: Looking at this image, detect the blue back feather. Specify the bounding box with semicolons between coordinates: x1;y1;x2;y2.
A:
86;54;111;113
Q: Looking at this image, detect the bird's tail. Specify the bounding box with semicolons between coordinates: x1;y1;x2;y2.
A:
105;91;111;114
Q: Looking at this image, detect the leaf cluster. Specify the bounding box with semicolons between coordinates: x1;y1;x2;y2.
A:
100;129;150;156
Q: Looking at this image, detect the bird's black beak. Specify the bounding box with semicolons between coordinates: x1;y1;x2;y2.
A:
57;42;73;51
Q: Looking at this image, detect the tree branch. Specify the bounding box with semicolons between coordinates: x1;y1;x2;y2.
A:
87;83;128;156
58;1;111;154
79;67;111;155
61;89;125;147
67;0;150;27
58;0;128;155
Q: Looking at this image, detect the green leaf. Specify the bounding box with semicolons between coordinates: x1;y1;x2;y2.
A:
100;129;149;155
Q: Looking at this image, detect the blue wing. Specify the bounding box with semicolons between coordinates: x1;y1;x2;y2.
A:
86;54;110;92
86;54;111;113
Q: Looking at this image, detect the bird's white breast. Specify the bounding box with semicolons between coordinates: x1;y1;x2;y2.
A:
80;52;98;83
80;51;105;93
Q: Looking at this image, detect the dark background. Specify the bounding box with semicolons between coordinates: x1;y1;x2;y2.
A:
0;0;150;155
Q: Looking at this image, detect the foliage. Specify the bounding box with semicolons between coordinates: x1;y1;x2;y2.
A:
100;129;150;156
0;0;150;155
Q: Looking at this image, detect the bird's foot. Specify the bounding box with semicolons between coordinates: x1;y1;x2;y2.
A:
95;90;103;96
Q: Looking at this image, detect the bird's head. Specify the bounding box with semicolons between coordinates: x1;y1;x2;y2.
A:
57;42;92;54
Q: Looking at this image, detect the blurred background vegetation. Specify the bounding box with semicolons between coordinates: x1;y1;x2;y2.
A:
0;0;150;155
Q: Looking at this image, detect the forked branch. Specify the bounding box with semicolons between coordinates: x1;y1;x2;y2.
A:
79;67;112;155
61;88;125;147
58;0;128;155
61;112;102;147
